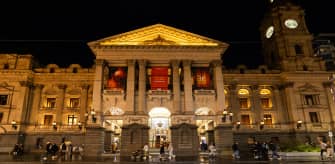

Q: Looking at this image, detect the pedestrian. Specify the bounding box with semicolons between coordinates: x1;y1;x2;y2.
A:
143;144;149;160
319;140;327;160
168;143;174;159
159;144;165;160
232;142;240;159
208;143;216;159
269;141;281;160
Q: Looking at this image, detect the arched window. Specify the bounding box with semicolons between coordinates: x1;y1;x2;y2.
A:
294;44;303;55
238;89;250;109
259;88;272;109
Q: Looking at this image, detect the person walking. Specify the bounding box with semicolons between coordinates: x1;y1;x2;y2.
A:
159;144;165;160
168;143;174;160
208;143;216;159
232;142;240;159
319;140;327;160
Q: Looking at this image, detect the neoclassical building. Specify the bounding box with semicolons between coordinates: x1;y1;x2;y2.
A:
0;1;334;157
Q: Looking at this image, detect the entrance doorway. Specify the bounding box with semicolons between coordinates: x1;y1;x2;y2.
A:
104;120;123;153
148;107;171;148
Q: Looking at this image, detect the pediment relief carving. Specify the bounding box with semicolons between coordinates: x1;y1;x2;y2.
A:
67;89;81;95
298;83;321;93
88;24;227;47
43;88;57;95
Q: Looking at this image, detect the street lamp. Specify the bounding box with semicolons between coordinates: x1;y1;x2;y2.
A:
297;120;303;129
52;121;57;130
236;121;241;129
222;110;228;122
229;112;234;122
91;110;96;123
260;121;265;130
11;120;17;129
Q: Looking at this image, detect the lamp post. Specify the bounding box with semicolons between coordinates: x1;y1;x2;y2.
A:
236;121;241;129
78;121;82;129
229;112;234;122
222;110;228;122
52;121;57;130
91;110;96;123
297;120;302;129
11;120;17;130
260;121;265;130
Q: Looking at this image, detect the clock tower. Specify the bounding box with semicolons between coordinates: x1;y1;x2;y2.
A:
260;0;325;71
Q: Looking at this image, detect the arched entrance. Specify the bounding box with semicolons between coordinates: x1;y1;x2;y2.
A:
148;107;171;148
195;107;215;152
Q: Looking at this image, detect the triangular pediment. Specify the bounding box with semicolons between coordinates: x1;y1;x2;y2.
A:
298;83;321;93
88;24;227;47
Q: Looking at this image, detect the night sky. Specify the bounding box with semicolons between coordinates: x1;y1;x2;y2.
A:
0;1;333;68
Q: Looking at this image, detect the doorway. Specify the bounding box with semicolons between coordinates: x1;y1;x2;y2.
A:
148;107;171;148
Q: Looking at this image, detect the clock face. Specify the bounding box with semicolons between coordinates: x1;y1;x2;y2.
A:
284;19;298;29
265;26;274;39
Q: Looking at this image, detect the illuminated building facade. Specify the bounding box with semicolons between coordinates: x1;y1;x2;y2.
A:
0;1;334;156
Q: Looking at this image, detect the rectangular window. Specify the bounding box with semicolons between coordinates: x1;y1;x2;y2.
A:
264;114;272;125
68;115;77;125
70;98;80;108
241;115;250;125
309;112;320;123
261;98;270;108
0;95;8;105
194;68;210;89
0;112;3;123
46;98;56;108
239;98;248;109
304;95;320;105
44;115;53;125
150;67;169;90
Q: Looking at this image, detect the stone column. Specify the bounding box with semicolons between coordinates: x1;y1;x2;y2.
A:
138;60;147;114
251;85;262;124
323;82;335;130
126;60;136;114
212;60;225;114
282;82;296;129
56;84;67;125
80;84;89;123
29;84;44;124
92;59;105;125
18;81;33;125
182;60;193;114
273;85;285;125
229;84;239;122
171;60;181;114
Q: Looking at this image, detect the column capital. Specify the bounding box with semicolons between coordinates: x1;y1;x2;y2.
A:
138;59;147;66
211;60;222;67
182;60;192;67
95;59;106;66
127;59;136;66
81;84;90;90
19;81;33;87
33;84;44;89
57;84;67;90
170;60;180;67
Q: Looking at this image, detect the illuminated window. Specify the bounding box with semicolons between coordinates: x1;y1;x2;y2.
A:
304;95;320;105
0;95;8;105
261;98;270;108
264;114;272;125
238;89;249;95
46;98;56;108
70;98;80;108
68;115;78;125
239;98;249;109
241;115;250;125
194;68;210;89
309;112;320;123
260;89;270;95
44;115;53;125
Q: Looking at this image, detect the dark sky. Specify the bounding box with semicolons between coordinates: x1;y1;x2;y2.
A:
0;1;333;68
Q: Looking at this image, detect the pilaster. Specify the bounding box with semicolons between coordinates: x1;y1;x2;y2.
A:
138;60;147;114
29;84;44;124
183;60;193;114
126;60;136;114
251;85;261;124
80;84;89;123
171;60;181;114
92;59;105;126
56;84;67;124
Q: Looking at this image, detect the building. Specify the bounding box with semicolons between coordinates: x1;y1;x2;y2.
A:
313;33;335;70
0;0;334;157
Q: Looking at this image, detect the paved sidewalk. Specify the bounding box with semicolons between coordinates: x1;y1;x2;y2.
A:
0;152;333;163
